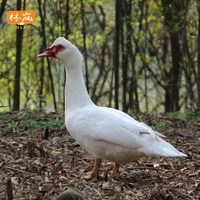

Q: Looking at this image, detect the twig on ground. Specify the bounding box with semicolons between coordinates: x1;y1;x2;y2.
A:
6;178;13;200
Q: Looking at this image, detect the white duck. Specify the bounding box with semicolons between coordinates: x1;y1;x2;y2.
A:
37;37;187;179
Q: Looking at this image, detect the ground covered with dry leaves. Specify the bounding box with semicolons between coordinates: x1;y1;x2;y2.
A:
0;111;199;200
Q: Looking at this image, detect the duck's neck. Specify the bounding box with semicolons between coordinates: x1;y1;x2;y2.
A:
65;65;94;113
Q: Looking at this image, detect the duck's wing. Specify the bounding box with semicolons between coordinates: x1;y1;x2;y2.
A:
67;106;186;157
68;106;160;149
102;107;165;137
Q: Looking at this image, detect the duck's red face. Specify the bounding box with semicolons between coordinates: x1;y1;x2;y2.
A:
37;44;65;58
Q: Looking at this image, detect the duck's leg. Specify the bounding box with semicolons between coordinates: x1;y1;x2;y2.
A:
90;158;102;179
111;162;119;177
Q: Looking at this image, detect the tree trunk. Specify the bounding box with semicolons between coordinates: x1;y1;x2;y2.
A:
39;51;44;110
63;0;70;110
169;33;181;111
114;0;121;109
13;0;23;111
121;26;128;112
121;0;129;113
162;0;183;112
197;0;200;110
128;0;142;113
0;0;7;23
65;0;70;38
37;0;57;111
80;0;89;92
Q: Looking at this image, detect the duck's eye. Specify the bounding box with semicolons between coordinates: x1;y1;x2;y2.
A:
53;44;65;53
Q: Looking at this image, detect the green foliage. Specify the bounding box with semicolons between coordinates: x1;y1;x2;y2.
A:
0;110;64;133
168;111;200;123
152;121;169;130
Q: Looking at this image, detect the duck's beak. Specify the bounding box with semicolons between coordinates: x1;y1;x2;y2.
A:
37;44;65;58
37;47;56;58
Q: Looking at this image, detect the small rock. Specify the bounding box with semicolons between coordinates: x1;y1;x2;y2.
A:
52;137;61;145
102;181;112;190
12;158;24;164
56;189;86;200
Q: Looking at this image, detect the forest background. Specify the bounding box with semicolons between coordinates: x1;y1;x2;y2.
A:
0;0;200;114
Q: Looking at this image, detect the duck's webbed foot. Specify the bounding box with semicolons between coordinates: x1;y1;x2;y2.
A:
84;158;102;181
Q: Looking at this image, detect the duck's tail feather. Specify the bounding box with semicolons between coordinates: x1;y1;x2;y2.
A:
139;137;187;157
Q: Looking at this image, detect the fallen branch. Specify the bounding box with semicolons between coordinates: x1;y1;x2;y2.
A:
174;190;194;199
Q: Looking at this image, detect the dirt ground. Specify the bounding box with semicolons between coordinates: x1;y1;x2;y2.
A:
0;112;199;200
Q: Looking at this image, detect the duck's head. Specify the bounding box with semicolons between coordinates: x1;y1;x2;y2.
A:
37;37;83;68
